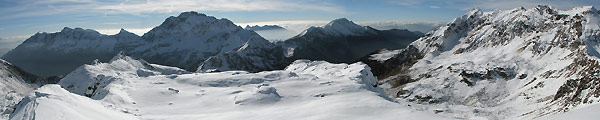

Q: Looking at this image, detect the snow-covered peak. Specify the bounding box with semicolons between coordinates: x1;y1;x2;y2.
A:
177;11;213;19
60;27;102;35
296;18;376;37
560;5;597;15
145;11;238;36
115;28;136;36
464;8;483;17
320;18;376;36
244;25;286;31
324;18;357;28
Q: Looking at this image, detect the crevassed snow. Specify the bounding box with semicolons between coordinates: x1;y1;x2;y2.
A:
13;55;452;120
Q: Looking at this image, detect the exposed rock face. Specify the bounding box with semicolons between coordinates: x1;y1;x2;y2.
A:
365;6;600;119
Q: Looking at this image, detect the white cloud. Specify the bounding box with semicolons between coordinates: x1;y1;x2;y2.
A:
0;35;32;55
388;0;599;10
0;0;346;20
98;0;346;14
358;21;445;33
237;20;446;33
0;35;31;42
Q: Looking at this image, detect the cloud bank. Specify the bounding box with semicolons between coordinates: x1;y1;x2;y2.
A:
1;0;345;20
388;0;599;10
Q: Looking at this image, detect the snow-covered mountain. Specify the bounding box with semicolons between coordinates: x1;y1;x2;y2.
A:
363;5;600;119
0;59;38;119
136;12;286;72
245;25;287;31
1;27;143;77
280;18;423;63
10;55;449;119
2;12;286;76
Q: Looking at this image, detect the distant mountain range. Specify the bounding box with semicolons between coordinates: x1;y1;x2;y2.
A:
279;18;423;63
2;12;422;77
244;25;287;31
3;5;600;120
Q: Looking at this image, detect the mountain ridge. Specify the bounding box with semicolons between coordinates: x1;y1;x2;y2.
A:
363;5;600;119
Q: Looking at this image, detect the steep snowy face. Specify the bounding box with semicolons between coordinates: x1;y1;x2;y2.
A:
196;38;288;73
2;27;143;77
137;11;270;71
368;5;600;119
24;57;450;119
0;59;37;119
281;18;422;63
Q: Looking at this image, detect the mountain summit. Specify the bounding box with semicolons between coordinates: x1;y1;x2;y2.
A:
321;18;377;36
298;18;376;37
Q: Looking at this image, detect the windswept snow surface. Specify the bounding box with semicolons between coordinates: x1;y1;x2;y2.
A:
12;55;450;120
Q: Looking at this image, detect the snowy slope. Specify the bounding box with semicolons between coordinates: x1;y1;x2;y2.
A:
280;18;422;63
0;59;38;119
365;5;600;119
12;55;451;120
8;85;138;120
541;103;600;120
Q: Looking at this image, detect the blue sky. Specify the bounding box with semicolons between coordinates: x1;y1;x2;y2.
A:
0;0;599;55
